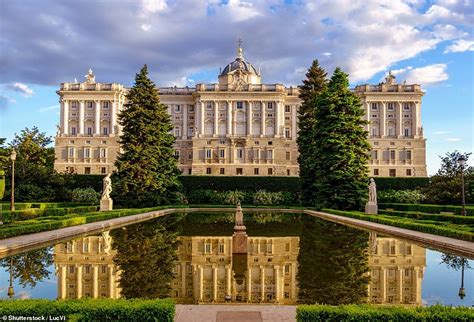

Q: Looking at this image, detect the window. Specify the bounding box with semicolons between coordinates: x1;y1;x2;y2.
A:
236;168;243;175
254;168;259;175
189;105;195;112
188;169;192;175
87;101;93;109
84;150;91;160
372;114;378;118
286;151;291;161
267;102;274;110
285;264;290;275
374;169;379;176
100;148;107;158
267;150;273;160
71;101;78;109
268;141;273;146
406;245;412;255
220;168;225;175
206;149;212;158
68;147;75;158
68;266;75;274
103;127;108;135
175;105;181;112
71;127;77;135
404;128;411;137
101;167;106;174
406;169;412;176
285;105;290;113
373;150;378;160
87;127;93;135
206;168;211;174
390;150;396;160
174;127;181;137
204;243;211;254
406;150;412;160
403;103;410;110
387;102;395;110
389;169;396;177
390;245;396;254
285;128;290;138
219;244;225;254
102;101;109;109
219;149;225;158
237;101;243;109
287;169;290;176
237;148;243;159
174;150;180;158
268;168;273;175
371;102;378;110
188;127;194;136
188;152;193;160
372;128;378;136
83;242;89;253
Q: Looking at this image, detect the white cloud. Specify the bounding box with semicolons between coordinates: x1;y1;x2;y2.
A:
0;95;16;108
444;39;474;53
6;82;34;97
141;24;152;31
38;104;60;112
445;137;461;142
141;0;167;14
434;130;450;135
395;64;448;86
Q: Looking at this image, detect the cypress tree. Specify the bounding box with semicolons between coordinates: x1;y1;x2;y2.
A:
115;65;180;207
297;60;327;205
311;68;370;210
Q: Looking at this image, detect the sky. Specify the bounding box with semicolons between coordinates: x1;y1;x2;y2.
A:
0;0;472;175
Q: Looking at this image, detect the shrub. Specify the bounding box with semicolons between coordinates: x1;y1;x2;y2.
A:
71;188;100;203
0;298;175;322
0;170;5;200
220;190;246;204
379;209;474;225
378;189;426;204
253;190;273;205
379;203;474;216
373;177;430;191
296;304;474;321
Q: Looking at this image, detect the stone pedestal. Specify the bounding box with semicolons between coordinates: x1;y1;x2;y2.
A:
100;199;113;212
232;231;248;254
365;202;378;215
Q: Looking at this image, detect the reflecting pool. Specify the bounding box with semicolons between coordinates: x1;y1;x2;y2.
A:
0;211;473;306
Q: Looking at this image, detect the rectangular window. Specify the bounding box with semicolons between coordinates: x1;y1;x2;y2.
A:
286;151;290;161
83;242;89;253
236;168;243;175
373;150;378;160
404;128;410;137
390;150;396;160
285;264;290;274
174;127;180;137
374;169;379;176
389;169;396;177
268;168;273;175
68;147;74;158
101;167;106;174
236;101;243;109
87;127;93;135
103;127;108;135
406;169;412;176
267;150;273;160
84;167;91;174
206;149;212;158
287;169;290;175
188;127;194;136
254;168;259;175
204;243;211;254
219;149;225;158
71;127;77;135
406;245;412;255
188;152;193;160
220;168;225;175
285;105;291;113
387;102;395;110
284;128;290;138
188;105;195;112
206;168;211;175
175;104;181;112
102;101;109;109
403;103;410;110
406;150;412;160
371;102;378;110
237;148;243;159
71;101;78;109
87;101;93;109
267;102;274;109
174;150;180;158
68;266;75;274
218;244;225;254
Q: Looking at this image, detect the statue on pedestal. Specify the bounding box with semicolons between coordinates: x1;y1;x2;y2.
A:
100;173;113;211
365;178;378;215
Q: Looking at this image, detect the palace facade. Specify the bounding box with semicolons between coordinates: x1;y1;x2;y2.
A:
54;44;427;177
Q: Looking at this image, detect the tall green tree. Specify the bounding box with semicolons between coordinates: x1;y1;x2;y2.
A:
422;151;472;204
310;68;370;210
115;65;180;207
297;60;328;205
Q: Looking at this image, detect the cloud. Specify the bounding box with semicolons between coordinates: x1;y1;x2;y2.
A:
0;0;471;87
394;64;448;86
38;104;60;112
5;82;34;97
0;95;16;108
433;130;450;135
445;137;461;142
444;39;474;53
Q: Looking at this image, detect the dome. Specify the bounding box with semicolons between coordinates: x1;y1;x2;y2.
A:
220;45;260;76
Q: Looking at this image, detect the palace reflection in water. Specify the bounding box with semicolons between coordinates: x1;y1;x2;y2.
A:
52;212;426;305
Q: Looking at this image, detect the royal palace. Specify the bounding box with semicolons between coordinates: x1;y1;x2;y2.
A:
54;44;427;177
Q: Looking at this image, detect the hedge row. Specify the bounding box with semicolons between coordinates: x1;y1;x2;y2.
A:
0;206;180;239
0;298;175;321
322;209;474;242
379;203;474;216
297;304;474;322
186;189;299;205
0;202;95;211
2;206;99;222
379;209;474;225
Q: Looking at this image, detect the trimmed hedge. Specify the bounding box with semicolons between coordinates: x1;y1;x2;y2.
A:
379;209;474;225
0;202;95;211
2;206;99;222
323;209;474;242
373;177;430;191
0;298;175;321
379;203;474;216
297;304;474;321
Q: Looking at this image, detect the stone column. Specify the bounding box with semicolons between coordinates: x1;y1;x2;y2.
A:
62;99;69;134
213;265;218;302
274;101;280;137
247;265;252;302
414;267;422;304
365;102;370;134
261;101;266;137
60;265;67;299
276;100;284;137
94;101;101;135
227;101;233;136
92;264;99;298
247;101;252;136
380;102;386;137
260;265;265;301
200;101;205;137
199;265;204;302
181;262;187;298
397;102;403;137
195;101;201;137
108;265;115;298
398;268;404;303
291;105;297;139
290;263;296;299
414;102;421;138
111;100;117;135
381;268;387;303
76;265;83;299
226;265;232;297
213;101;219;136
182;105;188;140
78;100;85;135
274;265;281;301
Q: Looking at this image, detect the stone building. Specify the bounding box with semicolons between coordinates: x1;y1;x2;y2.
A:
54;44;427;177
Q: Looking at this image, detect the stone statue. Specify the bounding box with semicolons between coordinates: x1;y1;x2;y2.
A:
101;231;112;255
368;178;377;203
56;124;61;136
101;173;112;200
365;178;378;215
384;70;396;85
85;68;95;84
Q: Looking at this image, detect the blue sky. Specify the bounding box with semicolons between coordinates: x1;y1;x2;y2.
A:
0;0;472;174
